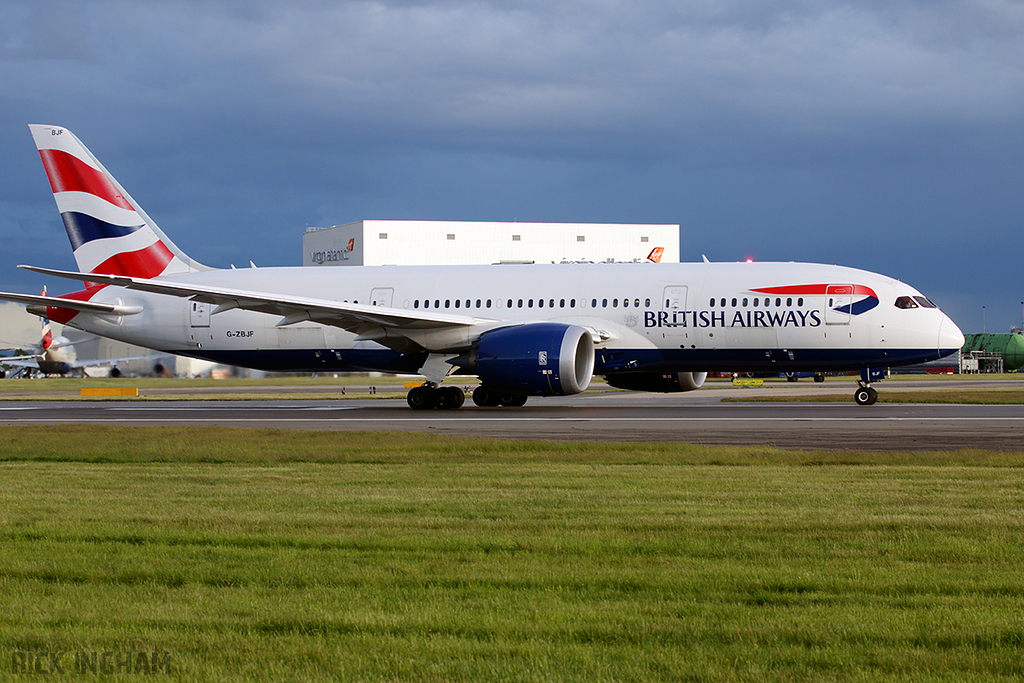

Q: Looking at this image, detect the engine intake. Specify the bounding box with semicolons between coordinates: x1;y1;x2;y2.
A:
604;371;707;393
469;323;595;395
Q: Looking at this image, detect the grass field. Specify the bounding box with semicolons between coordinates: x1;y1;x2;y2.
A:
2;427;1024;681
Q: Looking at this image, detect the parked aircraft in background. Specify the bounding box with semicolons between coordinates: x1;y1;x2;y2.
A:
0;125;964;406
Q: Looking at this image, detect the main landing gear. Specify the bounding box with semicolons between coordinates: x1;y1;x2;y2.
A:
471;386;528;408
405;384;530;410
407;383;465;410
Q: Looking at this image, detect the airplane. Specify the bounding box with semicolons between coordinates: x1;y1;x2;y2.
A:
0;288;149;378
0;125;964;408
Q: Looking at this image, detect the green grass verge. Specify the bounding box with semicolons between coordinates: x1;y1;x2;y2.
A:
3;426;1024;681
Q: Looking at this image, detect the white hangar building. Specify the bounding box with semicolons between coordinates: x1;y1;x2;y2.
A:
302;220;680;267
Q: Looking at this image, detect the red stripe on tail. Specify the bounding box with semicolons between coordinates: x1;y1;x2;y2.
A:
90;241;175;280
38;149;134;210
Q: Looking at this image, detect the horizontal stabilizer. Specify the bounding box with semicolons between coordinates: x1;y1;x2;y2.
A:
0;289;142;316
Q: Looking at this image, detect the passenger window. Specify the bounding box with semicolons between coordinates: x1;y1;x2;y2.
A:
731;298;737;307
720;298;726;307
507;299;513;308
570;299;576;308
786;297;792;307
613;299;619;307
475;299;480;308
528;299;534;308
753;298;759;306
486;299;492;308
560;299;565;308
775;298;781;307
709;298;715;307
414;300;419;308
538;299;544;308
797;298;803;306
550;299;555;308
645;298;651;307
635;298;640;307
466;300;471;308
623;299;629;308
602;299;608;307
518;299;523;308
895;296;919;309
445;300;450;308
742;298;748;306
434;300;440;308
455;300;460;308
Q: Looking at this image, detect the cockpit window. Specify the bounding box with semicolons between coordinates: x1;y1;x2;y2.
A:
894;296;919;309
913;296;937;309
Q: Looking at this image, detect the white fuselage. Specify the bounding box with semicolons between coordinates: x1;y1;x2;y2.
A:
59;261;963;376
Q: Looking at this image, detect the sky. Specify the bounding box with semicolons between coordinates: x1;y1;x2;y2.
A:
1;0;1022;334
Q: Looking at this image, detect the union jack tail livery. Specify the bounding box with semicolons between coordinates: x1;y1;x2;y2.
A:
29;125;208;278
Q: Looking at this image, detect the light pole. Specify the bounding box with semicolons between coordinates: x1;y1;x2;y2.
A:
983;305;986;334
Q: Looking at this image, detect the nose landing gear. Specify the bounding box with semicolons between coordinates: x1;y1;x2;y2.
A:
854;384;878;405
853;367;886;405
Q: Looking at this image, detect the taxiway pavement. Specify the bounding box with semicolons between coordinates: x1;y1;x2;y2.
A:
2;389;1022;450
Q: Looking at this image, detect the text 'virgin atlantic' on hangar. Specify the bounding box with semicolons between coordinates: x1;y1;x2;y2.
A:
302;220;680;267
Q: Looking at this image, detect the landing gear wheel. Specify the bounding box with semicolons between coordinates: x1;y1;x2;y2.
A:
854;386;878;406
786;373;798;383
407;385;436;410
813;373;825;383
472;386;503;407
435;386;465;410
500;394;528;407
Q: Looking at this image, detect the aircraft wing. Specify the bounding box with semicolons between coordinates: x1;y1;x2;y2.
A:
15;266;485;352
0;355;41;367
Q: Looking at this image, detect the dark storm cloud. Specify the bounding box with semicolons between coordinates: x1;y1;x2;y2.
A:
1;0;1022;330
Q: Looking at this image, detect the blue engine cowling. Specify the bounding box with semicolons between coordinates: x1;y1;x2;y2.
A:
604;371;707;393
470;323;595;396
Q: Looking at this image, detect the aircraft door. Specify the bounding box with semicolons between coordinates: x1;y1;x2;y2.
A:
660;286;691;344
825;284;853;325
370;287;394;307
664;286;687;315
190;301;210;328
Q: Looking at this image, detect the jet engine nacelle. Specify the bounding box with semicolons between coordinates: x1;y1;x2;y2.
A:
605;371;708;393
470;323;595;396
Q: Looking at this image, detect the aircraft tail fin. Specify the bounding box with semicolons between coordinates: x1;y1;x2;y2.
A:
28;125;210;278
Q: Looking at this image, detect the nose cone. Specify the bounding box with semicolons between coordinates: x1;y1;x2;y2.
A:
938;315;965;355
